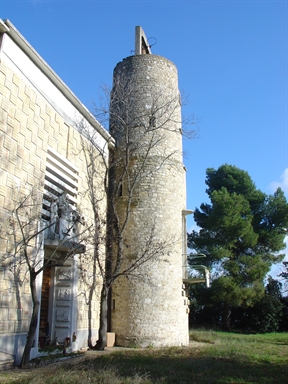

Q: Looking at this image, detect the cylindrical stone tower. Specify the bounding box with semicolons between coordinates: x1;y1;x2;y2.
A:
109;27;189;347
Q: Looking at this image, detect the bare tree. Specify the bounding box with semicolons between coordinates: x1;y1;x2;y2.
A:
75;124;109;347
78;72;196;350
0;184;86;367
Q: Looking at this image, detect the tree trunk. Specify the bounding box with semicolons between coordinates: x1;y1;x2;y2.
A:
87;286;94;348
222;302;231;331
20;270;39;368
94;284;110;350
87;249;98;348
93;162;113;351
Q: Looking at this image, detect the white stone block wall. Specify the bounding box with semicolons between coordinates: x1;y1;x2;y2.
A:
0;37;108;361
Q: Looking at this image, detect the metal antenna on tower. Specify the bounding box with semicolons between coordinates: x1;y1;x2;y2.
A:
148;37;157;49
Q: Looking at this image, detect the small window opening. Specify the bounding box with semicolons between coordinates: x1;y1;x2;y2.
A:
118;183;123;197
149;115;156;128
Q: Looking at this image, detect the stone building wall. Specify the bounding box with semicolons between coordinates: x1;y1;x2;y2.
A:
0;20;191;363
110;54;189;347
0;27;108;362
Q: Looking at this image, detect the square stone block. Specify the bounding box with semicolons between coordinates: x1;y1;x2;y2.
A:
106;332;115;348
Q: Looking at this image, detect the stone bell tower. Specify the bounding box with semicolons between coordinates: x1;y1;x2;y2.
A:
109;27;190;347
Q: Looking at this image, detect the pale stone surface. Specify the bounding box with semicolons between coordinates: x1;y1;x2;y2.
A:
106;332;115;347
110;54;189;347
0;24;190;363
0;55;105;357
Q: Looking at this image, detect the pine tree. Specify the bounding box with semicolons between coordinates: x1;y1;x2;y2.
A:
188;164;288;330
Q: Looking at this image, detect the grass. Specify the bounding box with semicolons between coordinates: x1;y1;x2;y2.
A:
0;330;287;383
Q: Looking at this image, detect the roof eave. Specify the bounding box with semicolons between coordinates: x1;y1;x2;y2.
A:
0;19;114;147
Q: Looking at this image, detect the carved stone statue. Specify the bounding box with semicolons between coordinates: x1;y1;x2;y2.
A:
49;199;59;239
48;192;82;241
59;193;73;239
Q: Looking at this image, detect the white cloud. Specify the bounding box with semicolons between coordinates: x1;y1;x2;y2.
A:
268;168;288;195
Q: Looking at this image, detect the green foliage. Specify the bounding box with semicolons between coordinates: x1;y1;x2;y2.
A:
265;275;283;298
247;295;283;333
280;295;288;331
189;284;221;328
188;164;288;329
233;278;284;333
189;275;287;333
279;260;288;281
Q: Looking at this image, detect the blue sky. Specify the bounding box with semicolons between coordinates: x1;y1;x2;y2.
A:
1;0;287;272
